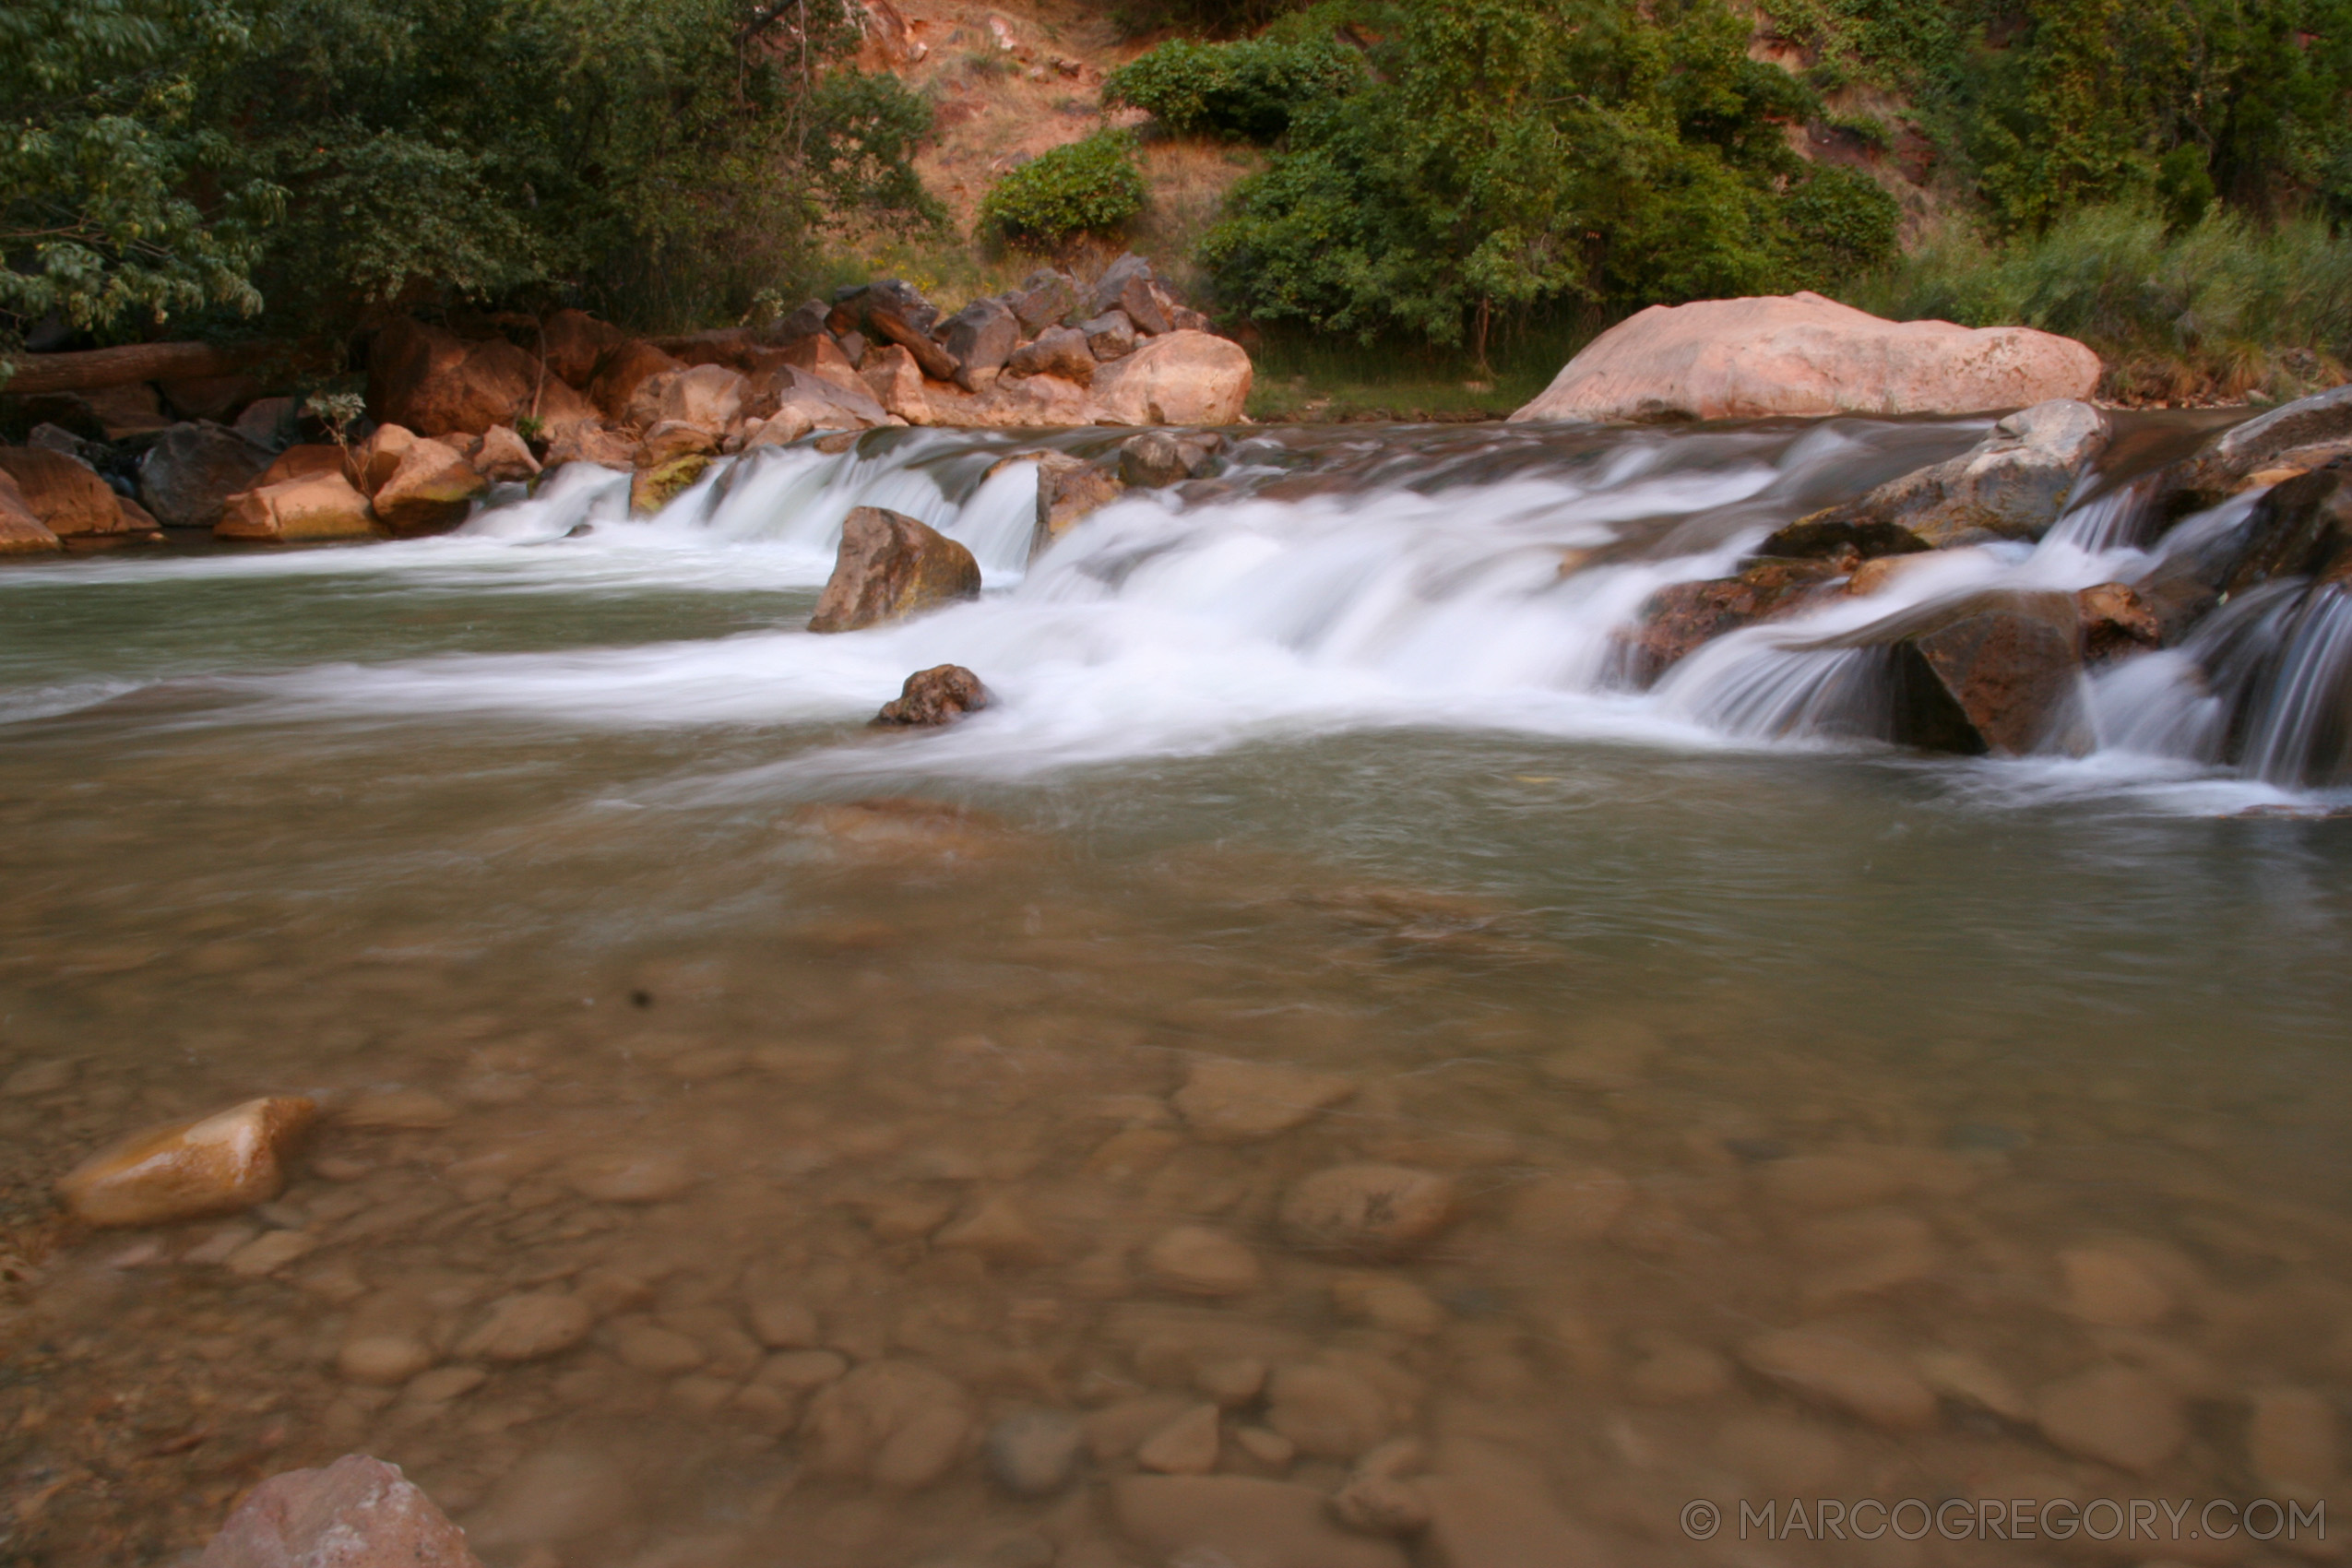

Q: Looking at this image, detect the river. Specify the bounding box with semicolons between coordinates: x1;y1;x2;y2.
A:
1;413;2346;1566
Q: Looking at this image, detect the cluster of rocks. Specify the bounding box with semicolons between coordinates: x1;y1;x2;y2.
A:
0;254;1253;557
1619;382;2352;756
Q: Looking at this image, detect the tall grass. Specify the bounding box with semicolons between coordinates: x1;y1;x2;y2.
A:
1847;202;2352;403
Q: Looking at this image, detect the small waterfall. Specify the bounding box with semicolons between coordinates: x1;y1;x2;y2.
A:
2236;585;2352;786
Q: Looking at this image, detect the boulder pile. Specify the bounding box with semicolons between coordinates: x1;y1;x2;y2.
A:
0;254;1252;556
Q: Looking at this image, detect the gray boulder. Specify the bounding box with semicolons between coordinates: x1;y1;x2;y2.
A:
939;298;1020;392
1815;588;2089;755
1081;311;1138;362
2160;382;2352;517
137;422;270;529
1006;326;1096;385
1778;399;2110;552
1009;269;1081;336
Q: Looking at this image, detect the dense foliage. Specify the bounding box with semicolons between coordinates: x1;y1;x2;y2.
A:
1194;0;1903;354
1103;37;1368;139
0;0;940;362
980;132;1149;247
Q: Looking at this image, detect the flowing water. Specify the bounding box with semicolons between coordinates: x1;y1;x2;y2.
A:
3;414;2349;1568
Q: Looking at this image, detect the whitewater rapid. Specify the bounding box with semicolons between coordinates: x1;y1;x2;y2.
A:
2;417;2340;814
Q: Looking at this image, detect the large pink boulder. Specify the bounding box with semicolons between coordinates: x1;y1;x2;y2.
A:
1510;292;2101;424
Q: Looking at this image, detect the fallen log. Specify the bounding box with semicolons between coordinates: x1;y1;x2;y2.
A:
2;341;275;396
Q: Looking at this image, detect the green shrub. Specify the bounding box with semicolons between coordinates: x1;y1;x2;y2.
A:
980;132;1147;246
1103;37;1368;141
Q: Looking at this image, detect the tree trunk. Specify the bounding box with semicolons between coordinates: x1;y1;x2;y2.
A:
3;342;273;396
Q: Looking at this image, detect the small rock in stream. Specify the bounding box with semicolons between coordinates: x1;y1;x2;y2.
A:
198;1454;481;1568
57;1095;317;1227
987;1408;1085;1496
873;664;990;728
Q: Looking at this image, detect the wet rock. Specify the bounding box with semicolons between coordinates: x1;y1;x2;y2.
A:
1085;1395;1199;1461
631;454;709;515
1029;452;1123;559
1510;291;2100;422
1144;1225;1264;1298
1136;1401;1221;1474
1740;1328;1936;1430
802;1360;975;1490
1111;1476;1410;1568
1788;399;2111;549
1005;327;1096;385
1009;269;1081;336
1265;1362;1393;1459
1505;1168;1633;1241
2160;382;2352;514
613;1324;707;1374
2076;581;2163;664
2248;1385;2338;1494
940;298;1020;391
1330;1275;1444;1337
986;1408;1085;1496
458;1291;594;1361
1117;430;1222;488
1173;1058;1354;1141
807;505;982;634
198;1454;481;1568
215;471;378;543
57;1095;316;1227
372;437;487;536
138;422;270;529
1194;1355;1269;1406
1279;1165;1455;1258
1618;558;1849;685
1332;1440;1433;1535
748;1299;821;1349
2219;461;2352;596
1080;311;1138;362
2058;1245;2176;1326
224;1228;321;1277
1417;1452;1614;1568
874;664;990;728
2034;1363;2187;1472
1235;1426;1298;1468
1914;1348;2029;1421
566;1151;694;1203
466;1447;638;1555
339;1332;438;1387
1090;331;1253;427
1795;1206;1939;1307
1821;588;2089;756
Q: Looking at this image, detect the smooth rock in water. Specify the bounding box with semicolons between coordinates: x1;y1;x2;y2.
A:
1417;1453;1614;1568
1509;291;2101;423
1005;326;1096;385
2034;1363;2187;1472
0;469;63;554
199;1455;481;1568
1194;1355;1270;1406
1333;1474;1431;1537
371;437;487;536
2076;581;2163;663
590;340;686;422
1090;331;1253;427
339;1333;438;1387
0;445;142;538
1028;453;1123;560
2160;382;2352;512
1279;1165;1454;1258
1144;1225;1264;1297
987;1408;1085;1496
216;471;378;544
1117;430;1221;488
1786;399;2111;549
138;422;270;529
613;1324;707;1374
1330;1275;1445;1337
566;1151;694;1203
1740;1329;1937;1431
802;1360;974;1490
2057;1245;2175;1326
1913;1348;2030;1421
748;1299;821;1349
1080;311;1138;362
1010;268;1081;336
1173;1057;1354;1141
630;454;708;516
1111;1476;1409;1568
1136;1402;1222;1475
1265;1362;1393;1459
875;664;990;729
2248;1385;2338;1493
940;297;1020;391
1616;558;1848;686
57;1096;316;1227
466;1448;638;1554
1805;588;2088;756
2217;462;2352;598
807;506;981;634
457;1291;594;1361
930;1193;1049;1261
